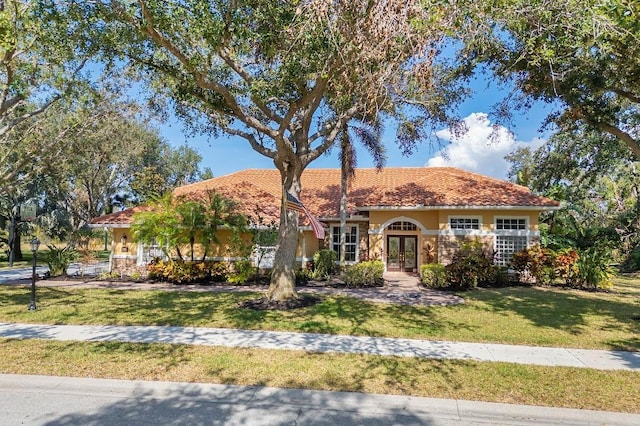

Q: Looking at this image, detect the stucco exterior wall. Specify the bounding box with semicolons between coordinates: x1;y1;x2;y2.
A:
113;228;136;256
106;208;545;275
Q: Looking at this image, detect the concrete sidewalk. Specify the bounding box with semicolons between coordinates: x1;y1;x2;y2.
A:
1;374;638;425
1;322;639;371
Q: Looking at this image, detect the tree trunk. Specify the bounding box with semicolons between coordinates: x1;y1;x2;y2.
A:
339;154;347;269
267;161;303;301
13;232;23;262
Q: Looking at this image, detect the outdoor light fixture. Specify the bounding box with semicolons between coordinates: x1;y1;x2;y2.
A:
28;237;40;311
121;234;128;252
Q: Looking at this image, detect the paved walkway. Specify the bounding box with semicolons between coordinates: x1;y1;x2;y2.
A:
1;322;638;371
3;374;639;425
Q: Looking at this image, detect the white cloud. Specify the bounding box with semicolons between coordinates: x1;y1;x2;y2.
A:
426;113;544;179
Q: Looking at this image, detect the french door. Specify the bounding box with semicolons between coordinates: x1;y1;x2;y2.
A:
386;236;417;272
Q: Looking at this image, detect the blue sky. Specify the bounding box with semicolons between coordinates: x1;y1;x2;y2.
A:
158;76;555;181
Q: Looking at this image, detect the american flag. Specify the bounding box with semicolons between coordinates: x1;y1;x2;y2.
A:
285;191;326;240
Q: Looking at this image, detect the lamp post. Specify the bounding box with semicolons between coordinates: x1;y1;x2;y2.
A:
28;237;40;311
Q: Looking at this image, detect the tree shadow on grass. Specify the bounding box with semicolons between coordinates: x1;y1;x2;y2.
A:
465;287;640;351
380;303;478;339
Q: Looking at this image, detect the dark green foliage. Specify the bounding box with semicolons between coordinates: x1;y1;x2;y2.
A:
343;260;384;287
44;244;78;277
622;245;640;272
312;249;337;280
444;240;499;290
228;260;254;285
512;245;613;289
511;245;559;285
571;247;615;289
294;268;313;285
420;263;447;288
147;259;229;284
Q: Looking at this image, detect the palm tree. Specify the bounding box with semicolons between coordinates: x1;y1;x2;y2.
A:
338;119;386;269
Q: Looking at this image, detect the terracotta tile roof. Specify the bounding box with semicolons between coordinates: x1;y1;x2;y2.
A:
89;205;151;227
91;167;559;226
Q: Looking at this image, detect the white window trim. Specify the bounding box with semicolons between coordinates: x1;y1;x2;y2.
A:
330;224;359;264
494;216;529;232
448;215;483;232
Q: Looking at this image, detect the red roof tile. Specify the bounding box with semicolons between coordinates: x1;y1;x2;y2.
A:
91;167;559;226
89;205;151;227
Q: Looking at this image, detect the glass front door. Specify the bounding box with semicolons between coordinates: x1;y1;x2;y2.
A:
386;236;417;272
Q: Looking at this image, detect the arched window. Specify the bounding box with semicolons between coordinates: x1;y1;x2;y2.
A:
387;221;417;231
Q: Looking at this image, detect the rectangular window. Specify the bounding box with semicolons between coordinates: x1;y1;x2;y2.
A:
496;218;527;230
331;225;358;262
449;217;480;230
495;236;528;266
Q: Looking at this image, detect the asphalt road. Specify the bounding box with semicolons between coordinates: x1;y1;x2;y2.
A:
2;374;639;426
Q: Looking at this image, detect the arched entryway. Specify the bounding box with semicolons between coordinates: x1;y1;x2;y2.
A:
386;234;417;272
378;217;427;273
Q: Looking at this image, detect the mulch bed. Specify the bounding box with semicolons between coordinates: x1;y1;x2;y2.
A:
238;294;322;311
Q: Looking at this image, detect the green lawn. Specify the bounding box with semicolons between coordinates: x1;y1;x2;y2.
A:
0;276;638;351
1;276;639;413
0;339;637;413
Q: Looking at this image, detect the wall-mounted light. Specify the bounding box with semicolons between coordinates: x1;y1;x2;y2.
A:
121;234;128;252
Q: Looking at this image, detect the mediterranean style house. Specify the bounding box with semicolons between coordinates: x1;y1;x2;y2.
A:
90;167;559;275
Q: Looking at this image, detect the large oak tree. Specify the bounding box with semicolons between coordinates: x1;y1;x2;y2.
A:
60;0;472;300
0;0;93;193
475;0;640;158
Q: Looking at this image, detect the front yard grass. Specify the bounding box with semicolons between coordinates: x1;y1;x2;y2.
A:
0;276;639;413
0;339;638;413
0;275;638;351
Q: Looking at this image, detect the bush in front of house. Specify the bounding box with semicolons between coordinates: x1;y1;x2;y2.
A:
445;240;498;290
511;245;558;285
569;246;615;290
295;267;313;285
420;263;447;288
343;260;384;287
312;249;337;280
147;259;229;284
227;259;254;284
510;244;613;289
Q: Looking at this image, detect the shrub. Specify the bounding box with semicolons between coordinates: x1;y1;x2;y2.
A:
312;249;337;280
209;261;230;282
554;248;579;283
228;260;254;284
621;245;640;272
147;259;229;284
511;245;557;285
295;267;313;285
420;264;447;288
343;260;384;287
44;244;78;276
445;240;497;290
570;247;615;289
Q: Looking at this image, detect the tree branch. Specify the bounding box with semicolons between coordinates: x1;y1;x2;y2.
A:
217;47;282;125
609;87;640;105
303;105;360;165
132;0;278;140
577;109;640;160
